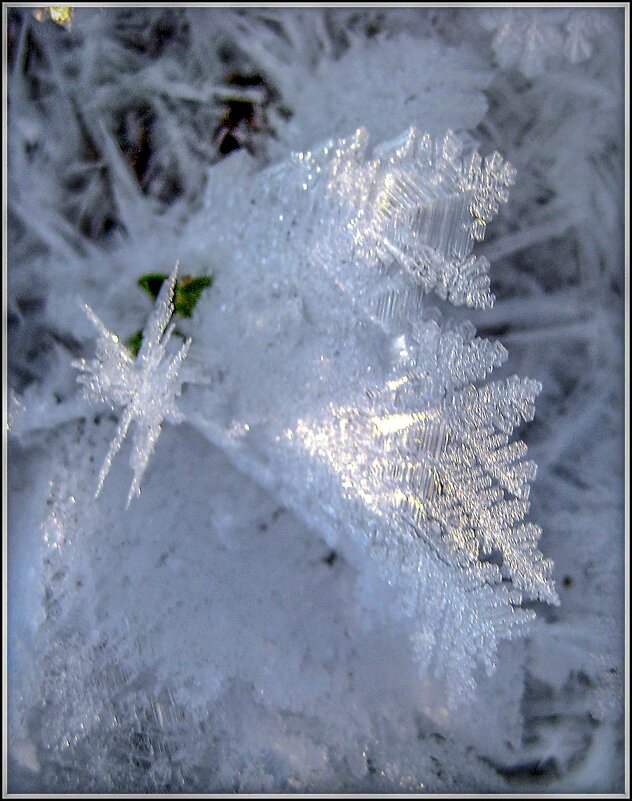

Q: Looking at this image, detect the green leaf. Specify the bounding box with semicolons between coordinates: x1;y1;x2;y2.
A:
137;273;169;301
126;329;144;357
174;275;214;318
136;272;214;318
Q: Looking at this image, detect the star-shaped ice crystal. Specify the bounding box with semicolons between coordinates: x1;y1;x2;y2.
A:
73;262;197;506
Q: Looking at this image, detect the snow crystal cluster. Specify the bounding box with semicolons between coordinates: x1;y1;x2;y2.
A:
7;5;625;795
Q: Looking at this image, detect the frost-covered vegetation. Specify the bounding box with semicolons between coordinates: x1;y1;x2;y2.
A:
6;6;626;793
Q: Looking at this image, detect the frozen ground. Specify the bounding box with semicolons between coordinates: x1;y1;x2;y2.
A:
5;6;627;793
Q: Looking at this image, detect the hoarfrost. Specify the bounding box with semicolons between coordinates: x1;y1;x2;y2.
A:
6;5;624;794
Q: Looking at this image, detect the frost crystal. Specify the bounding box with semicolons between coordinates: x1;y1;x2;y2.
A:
287;128;515;313
190;127;556;703
479;8;611;76
72;263;196;506
278;329;556;704
7;6;625;791
284;135;555;698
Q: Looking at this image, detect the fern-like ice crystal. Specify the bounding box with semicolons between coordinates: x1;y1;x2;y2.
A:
250;128;557;700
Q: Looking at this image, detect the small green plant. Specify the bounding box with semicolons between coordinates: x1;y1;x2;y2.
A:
126;272;214;355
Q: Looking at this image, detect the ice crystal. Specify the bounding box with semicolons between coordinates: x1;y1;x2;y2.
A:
479;8;611;77
190;127;555;702
266;29;492;155
278;327;556;703
72;263;197;506
287;127;515;314
364;368;555;604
